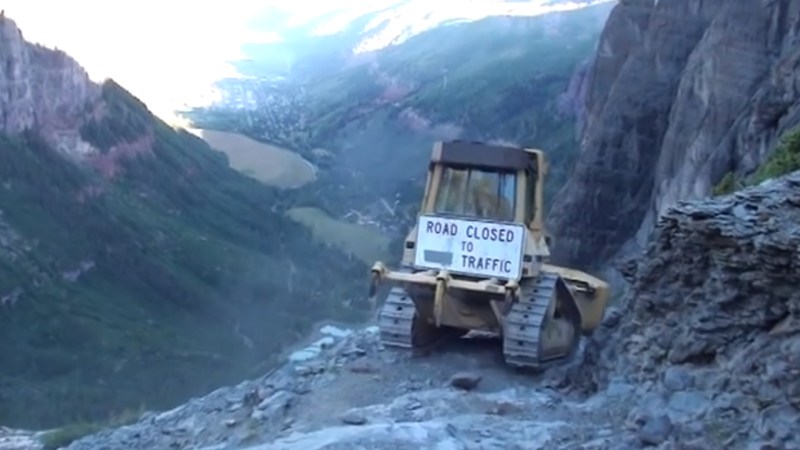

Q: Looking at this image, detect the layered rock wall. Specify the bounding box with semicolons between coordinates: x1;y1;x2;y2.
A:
578;171;800;448
549;0;800;269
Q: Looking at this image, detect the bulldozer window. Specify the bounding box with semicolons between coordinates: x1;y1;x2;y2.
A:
434;166;516;221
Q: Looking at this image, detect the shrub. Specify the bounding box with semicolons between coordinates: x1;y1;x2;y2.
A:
712;126;800;196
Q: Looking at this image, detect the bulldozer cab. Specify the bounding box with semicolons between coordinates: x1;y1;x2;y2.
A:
399;141;549;282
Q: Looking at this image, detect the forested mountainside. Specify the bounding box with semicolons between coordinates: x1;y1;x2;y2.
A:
183;3;614;241
0;17;366;429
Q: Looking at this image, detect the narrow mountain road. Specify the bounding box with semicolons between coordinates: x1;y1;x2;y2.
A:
61;323;682;450
255;331;637;450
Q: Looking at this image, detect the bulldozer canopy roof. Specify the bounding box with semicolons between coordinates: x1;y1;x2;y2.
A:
432;141;537;172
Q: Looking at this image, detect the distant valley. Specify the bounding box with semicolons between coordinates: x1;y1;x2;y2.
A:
193;128;391;265
183;2;615;261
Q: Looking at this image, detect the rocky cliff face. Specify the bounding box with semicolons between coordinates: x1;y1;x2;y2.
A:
571;170;800;449
0;15;99;154
548;0;800;268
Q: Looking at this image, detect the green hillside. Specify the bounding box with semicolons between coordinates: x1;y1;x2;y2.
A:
0;81;367;428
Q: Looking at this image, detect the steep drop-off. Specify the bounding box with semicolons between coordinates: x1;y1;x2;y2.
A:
0;16;367;429
54;171;800;450
549;0;800;269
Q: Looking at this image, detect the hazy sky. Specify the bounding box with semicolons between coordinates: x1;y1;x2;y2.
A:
3;0;610;123
1;0;409;120
4;0;275;122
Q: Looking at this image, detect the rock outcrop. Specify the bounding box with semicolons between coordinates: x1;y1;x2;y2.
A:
556;56;594;135
549;0;800;268
0;15;99;155
0;427;40;450
576;171;800;449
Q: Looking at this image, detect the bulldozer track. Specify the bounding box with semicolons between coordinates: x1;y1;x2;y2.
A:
378;286;416;349
377;271;583;371
502;270;582;371
378;285;466;354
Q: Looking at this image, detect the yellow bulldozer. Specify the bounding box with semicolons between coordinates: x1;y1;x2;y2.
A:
368;140;610;370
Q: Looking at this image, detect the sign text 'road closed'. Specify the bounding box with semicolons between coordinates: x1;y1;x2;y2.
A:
413;214;525;280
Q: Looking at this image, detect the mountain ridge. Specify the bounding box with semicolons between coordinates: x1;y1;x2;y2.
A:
0;15;98;154
228;0;615;80
0;15;369;429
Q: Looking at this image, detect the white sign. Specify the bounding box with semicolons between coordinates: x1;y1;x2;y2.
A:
413;214;526;280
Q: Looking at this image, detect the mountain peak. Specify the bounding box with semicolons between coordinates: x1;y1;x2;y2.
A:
348;0;617;53
0;13;99;154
